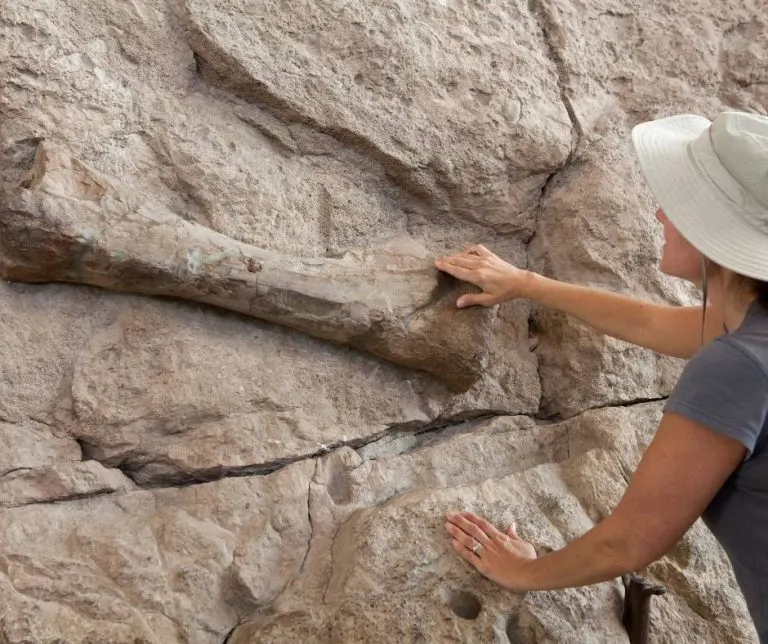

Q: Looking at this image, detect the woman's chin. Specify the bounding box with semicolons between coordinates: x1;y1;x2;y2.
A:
658;261;675;277
659;264;702;286
659;262;688;280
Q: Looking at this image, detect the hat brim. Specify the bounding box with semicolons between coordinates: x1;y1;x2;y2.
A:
632;114;768;281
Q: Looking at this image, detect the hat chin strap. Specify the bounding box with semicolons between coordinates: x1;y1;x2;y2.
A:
700;254;708;348
699;254;731;347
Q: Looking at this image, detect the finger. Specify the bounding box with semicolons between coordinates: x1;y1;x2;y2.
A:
440;255;483;270
445;523;485;561
433;261;476;283
459;512;505;542
456;293;494;308
465;244;492;258
451;538;482;567
444;519;477;545
506;522;520;540
447;514;493;546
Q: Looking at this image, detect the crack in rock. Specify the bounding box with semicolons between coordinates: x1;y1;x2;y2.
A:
537;395;669;422
527;0;583;160
10;398;667;507
297;460;318;577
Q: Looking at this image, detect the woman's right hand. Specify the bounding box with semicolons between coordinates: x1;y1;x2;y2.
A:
434;244;531;308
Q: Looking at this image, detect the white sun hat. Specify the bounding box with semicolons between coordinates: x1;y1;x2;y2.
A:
632;111;768;281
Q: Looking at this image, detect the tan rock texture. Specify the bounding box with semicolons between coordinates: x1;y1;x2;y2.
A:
1;141;495;391
0;0;765;641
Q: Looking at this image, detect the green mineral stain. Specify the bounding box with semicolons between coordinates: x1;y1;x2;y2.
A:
202;249;239;265
79;228;100;243
186;248;239;273
186;248;204;273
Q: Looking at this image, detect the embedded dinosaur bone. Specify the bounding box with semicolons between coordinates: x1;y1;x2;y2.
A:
0;142;493;391
621;573;667;644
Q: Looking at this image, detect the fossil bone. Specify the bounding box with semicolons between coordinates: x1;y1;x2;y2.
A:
0;142;493;391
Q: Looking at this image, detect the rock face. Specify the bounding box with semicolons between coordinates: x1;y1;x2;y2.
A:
0;406;755;643
0;461;315;643
181;0;573;233
0;0;765;643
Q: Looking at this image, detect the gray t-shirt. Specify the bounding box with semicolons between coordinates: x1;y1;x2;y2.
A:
665;300;768;641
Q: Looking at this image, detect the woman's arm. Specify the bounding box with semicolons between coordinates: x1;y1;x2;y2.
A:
445;411;745;591
523;274;724;360
435;245;725;359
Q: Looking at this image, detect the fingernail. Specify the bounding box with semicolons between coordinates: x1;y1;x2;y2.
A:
456;298;465;308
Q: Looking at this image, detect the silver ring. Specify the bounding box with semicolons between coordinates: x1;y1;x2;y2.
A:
471;541;482;555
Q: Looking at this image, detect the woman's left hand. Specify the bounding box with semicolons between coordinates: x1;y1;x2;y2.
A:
445;511;538;592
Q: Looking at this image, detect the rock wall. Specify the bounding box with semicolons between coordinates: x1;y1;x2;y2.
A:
0;0;765;642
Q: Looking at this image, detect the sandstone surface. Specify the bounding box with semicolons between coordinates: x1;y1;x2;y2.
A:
0;0;766;641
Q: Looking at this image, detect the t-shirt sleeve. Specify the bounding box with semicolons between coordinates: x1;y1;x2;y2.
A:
664;338;768;456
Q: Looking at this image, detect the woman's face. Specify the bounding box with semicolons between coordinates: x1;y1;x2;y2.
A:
656;208;702;282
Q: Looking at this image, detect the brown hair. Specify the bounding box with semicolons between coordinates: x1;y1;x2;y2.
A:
732;275;768;309
700;263;768;346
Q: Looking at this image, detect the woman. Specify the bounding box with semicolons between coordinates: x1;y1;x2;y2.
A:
436;111;768;640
